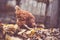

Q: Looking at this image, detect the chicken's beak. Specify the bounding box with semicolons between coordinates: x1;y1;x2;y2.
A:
15;5;20;10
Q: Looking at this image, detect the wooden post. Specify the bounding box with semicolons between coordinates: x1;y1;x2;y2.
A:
44;0;49;28
16;0;21;6
35;0;49;28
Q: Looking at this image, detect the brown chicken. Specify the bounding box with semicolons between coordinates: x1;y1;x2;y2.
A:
15;6;36;29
